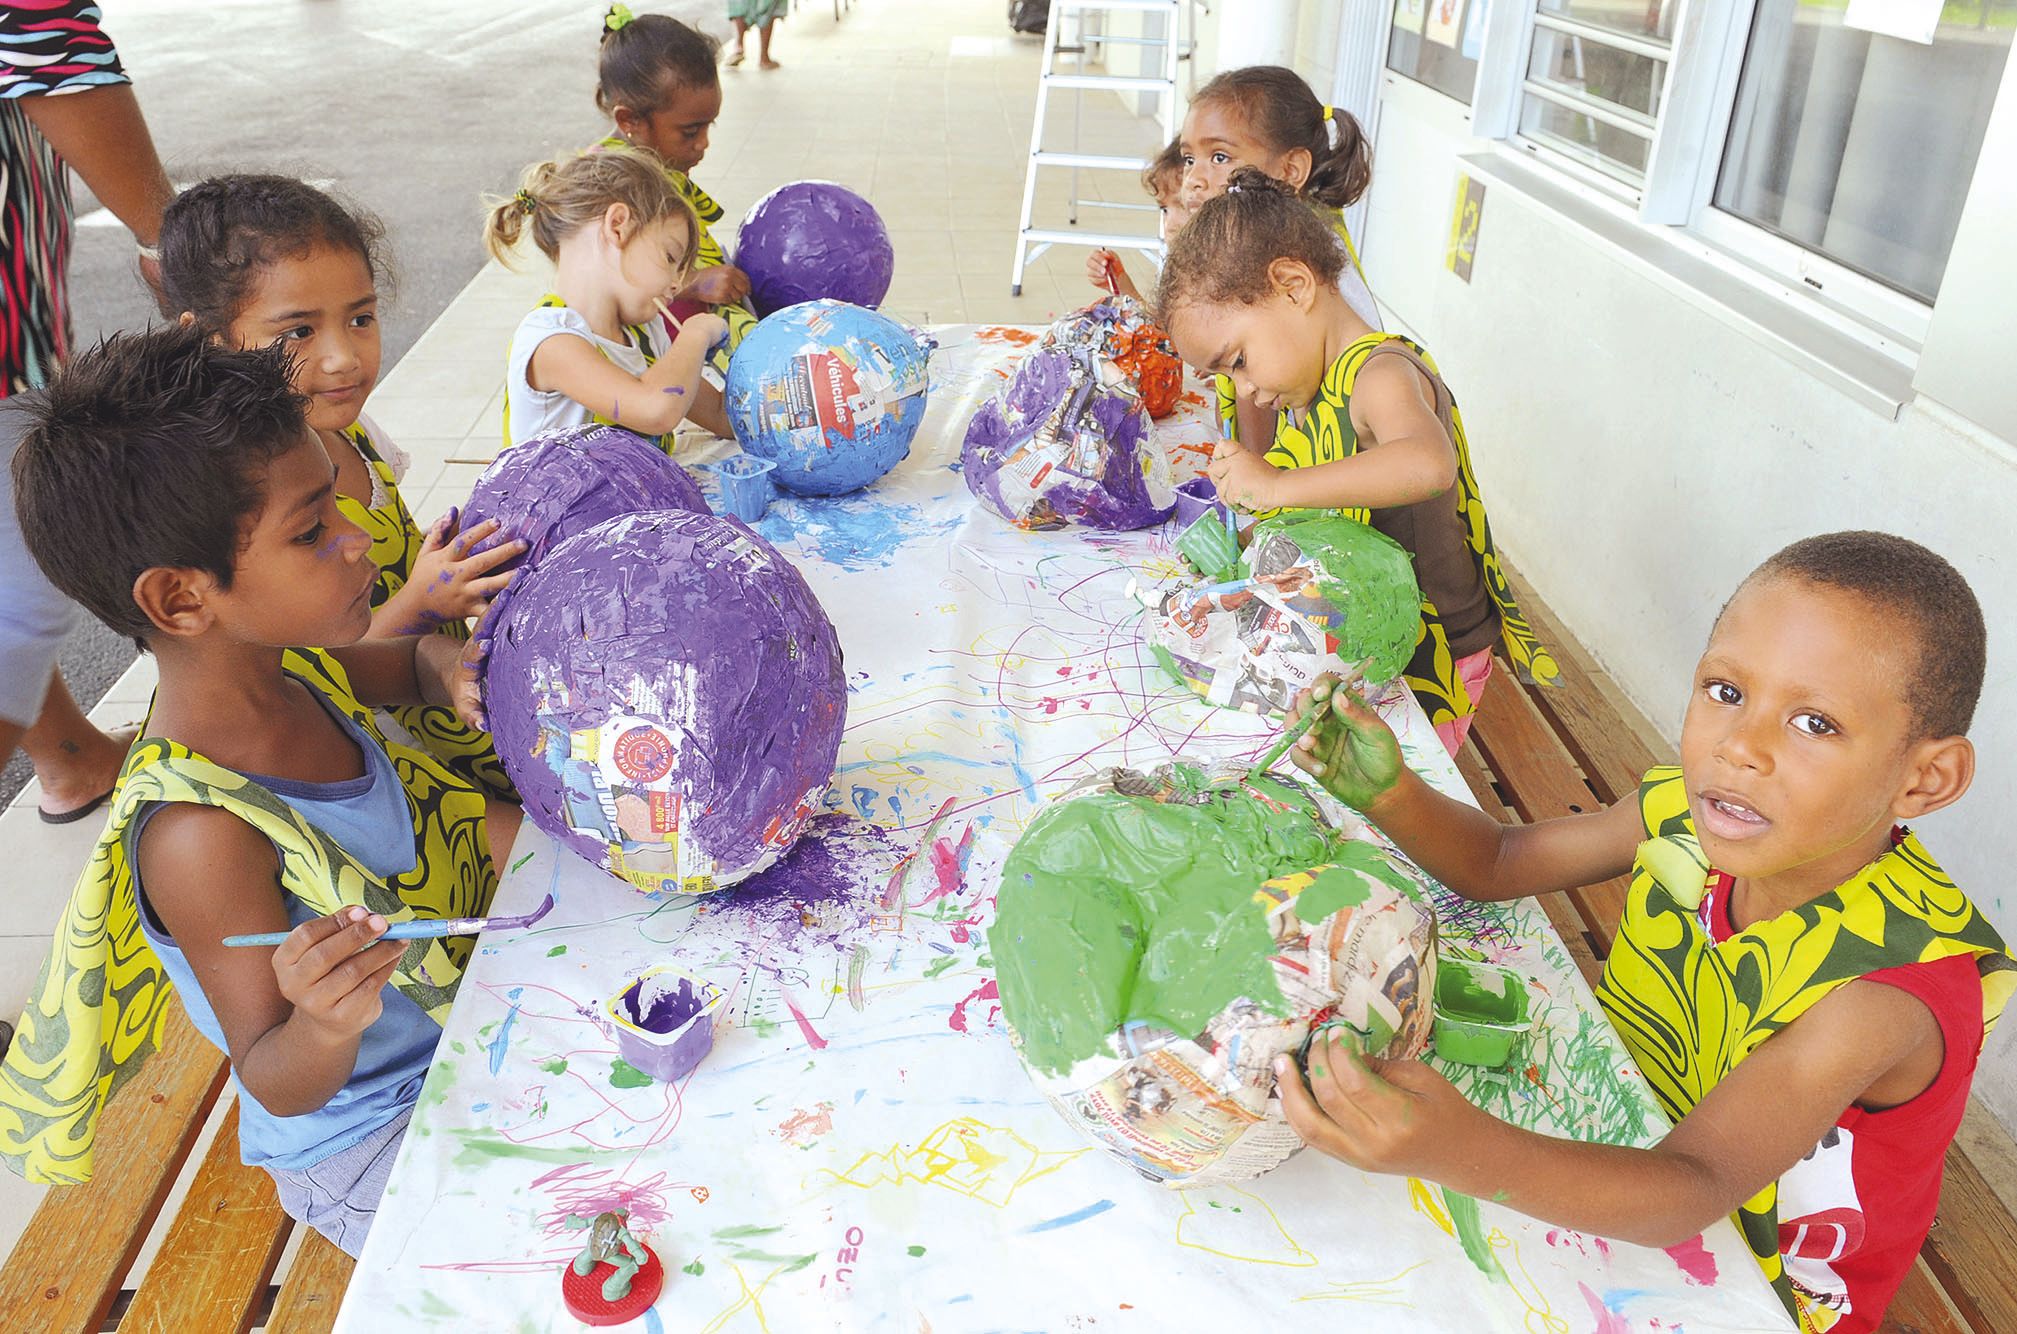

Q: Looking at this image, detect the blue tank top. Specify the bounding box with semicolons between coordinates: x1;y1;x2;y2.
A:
131;689;441;1171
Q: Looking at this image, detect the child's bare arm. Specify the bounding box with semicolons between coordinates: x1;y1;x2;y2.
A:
1288;680;1639;899
526;315;728;436
1234;355;1457;512
1277;972;1943;1248
326;632;486;731
140;806;404;1117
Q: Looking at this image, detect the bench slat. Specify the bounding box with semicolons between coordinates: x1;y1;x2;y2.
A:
266;1229;356;1334
1881;1254;1970;1334
1454;739;1605;987
1922;1140;2017;1333
0;1006;227;1334
1469;657;1632;952
119;1102;293;1334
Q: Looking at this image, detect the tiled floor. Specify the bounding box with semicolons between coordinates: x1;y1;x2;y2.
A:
0;0;1171;1290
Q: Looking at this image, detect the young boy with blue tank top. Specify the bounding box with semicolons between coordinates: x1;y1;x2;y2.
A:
0;326;518;1256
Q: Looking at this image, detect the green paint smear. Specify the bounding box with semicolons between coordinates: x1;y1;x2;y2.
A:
546;944;567;957
907;1244;926;1257
922;953;962;979
1245;512;1421;685
683;1259;705;1276
609;1059;653;1089
453;1136;601;1168
1442;1187;1506;1283
995;770;1350;1075
714;1223;784;1239
729;1250;819;1271
541;1058;568;1075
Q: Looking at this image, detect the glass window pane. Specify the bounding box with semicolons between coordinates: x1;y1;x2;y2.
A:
1526;28;1667;118
1518;94;1652;184
1537;0;1676;44
1713;1;2015;302
1387;0;1487;105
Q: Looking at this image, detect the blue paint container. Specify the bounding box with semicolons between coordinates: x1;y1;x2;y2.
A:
706;454;778;523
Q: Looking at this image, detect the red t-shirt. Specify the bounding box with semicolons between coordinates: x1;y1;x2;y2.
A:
1700;866;1981;1333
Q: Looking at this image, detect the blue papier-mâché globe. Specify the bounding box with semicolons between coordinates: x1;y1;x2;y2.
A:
725;299;933;497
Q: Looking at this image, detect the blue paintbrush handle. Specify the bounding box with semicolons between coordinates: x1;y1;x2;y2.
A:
223;917;484;948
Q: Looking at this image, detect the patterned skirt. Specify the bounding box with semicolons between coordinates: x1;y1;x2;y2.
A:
0;103;72;398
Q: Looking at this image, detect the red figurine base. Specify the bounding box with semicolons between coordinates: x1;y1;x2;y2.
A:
561;1247;664;1326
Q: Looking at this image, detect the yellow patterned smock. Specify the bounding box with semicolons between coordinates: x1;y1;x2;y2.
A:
337;422;514;802
0;649;497;1186
1250;332;1556;730
1597;766;2016;1326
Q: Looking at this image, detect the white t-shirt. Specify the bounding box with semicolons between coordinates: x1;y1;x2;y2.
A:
503;303;657;448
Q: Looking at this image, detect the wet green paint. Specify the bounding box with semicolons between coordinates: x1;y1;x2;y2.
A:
907;1244;926;1257
541;1058;568;1075
995;770;1348;1076
714;1223;784;1239
609;1059;652;1089
683;1258;705;1276
1441;1187;1505;1283
546;944;567;957
923;953;962;979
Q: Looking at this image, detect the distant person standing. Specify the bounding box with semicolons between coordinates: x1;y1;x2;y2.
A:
726;0;785;69
2;1;175;826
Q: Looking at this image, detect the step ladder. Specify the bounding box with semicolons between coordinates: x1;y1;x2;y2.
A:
1009;0;1190;297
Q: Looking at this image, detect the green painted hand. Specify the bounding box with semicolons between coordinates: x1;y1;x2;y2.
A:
1289;677;1404;812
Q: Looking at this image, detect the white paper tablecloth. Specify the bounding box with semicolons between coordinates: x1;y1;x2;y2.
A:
337;326;1791;1333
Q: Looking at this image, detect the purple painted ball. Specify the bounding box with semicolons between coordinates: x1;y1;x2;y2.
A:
463;424;709;574
735;180;895;318
482;509;847;893
962;346;1176;531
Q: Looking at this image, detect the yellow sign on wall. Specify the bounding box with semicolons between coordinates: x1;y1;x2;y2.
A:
1447;173;1485;283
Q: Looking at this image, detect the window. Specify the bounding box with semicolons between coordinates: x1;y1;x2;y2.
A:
1514;0;1676;188
1713;1;2015;303
1388;0;1490;105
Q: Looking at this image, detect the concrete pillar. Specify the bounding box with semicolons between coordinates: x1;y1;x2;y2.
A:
1215;0;1302;71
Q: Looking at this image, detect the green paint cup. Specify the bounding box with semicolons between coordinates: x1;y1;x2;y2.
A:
1432;958;1531;1068
1176;511;1241;583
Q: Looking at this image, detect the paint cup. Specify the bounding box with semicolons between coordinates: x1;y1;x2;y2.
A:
607;966;725;1082
1172;476;1225;531
1176;510;1242;583
705;455;778;524
1431;958;1532;1068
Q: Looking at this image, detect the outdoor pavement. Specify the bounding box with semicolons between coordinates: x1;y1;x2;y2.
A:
0;0;1171;1297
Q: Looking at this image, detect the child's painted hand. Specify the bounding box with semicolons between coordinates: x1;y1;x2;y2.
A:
1289;677;1404;812
677;311;732;356
272;906;404;1041
406;509;525;627
415;624;490;731
1273;1031;1475;1178
681;265;751;307
1205;437;1283;511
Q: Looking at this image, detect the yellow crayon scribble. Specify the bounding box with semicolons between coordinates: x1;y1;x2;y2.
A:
1295;1258;1432;1306
816;1117;1085;1209
700;1257;791;1333
1408;1176;1454;1235
1494;1230;1570;1334
1174;1186;1319;1268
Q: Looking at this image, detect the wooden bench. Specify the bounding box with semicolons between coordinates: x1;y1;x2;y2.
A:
0;1004;355;1333
1461;563;2017;1334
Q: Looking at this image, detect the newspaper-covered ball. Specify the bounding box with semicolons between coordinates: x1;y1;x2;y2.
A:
1150;511;1421;714
994;762;1438;1186
482;509;846;894
1038;295;1183;420
961;343;1177;531
464;423;709;576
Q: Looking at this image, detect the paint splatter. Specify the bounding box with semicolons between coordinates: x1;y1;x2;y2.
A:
775;1101;836;1148
540;1057;568;1075
948;978;1000;1034
1579;1283;1632;1334
906;1244;926;1257
1024;1199;1116;1233
756;494;960;573
682;1258;705;1276
1665;1234;1718;1286
486;994;522;1075
609;1058;653;1089
546;944;567;957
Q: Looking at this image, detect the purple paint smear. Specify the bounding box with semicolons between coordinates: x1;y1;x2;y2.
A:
482;509;846;889
734;180;895;318
962;345;1173;531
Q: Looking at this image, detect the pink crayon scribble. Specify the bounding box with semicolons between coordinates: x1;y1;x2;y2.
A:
1665;1235;1719;1286
920;824;975;907
775;1101;836;1148
1578;1283;1631;1334
781;988;830;1050
529;1162;676;1235
948;978;999;1034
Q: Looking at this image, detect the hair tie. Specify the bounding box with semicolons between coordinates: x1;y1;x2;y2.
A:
1322;104;1335;123
514;189;536;215
604;3;635;33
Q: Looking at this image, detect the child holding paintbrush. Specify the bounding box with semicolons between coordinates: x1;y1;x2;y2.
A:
487;145;730;449
0;328;517;1255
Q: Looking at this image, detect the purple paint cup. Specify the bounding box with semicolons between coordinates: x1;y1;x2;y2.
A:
704;455;779;524
1172;477;1224;531
607;967;725;1083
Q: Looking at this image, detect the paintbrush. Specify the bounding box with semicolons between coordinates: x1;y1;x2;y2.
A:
1243;664;1369;783
653;296;683;334
222;893;556;948
1102;253;1121;298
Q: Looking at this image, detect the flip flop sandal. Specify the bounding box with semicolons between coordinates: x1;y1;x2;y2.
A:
39;787;113;825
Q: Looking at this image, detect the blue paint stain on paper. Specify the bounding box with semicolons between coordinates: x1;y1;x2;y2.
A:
850;786;878;819
487;990;523;1075
756;495;959;573
1023;1199;1115;1233
643;1310;664;1334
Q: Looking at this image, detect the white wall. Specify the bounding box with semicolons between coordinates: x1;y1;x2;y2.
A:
1362;82;2017;1127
